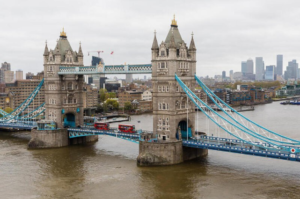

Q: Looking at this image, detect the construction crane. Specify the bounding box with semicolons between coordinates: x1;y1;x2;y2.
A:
88;51;104;57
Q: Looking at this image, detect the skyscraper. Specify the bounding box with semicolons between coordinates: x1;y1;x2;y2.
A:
246;59;254;74
229;70;233;80
255;57;264;81
241;61;247;75
284;60;298;80
265;65;275;80
222;71;226;79
276;55;283;76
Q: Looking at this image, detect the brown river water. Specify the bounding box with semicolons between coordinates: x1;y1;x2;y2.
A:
0;101;300;199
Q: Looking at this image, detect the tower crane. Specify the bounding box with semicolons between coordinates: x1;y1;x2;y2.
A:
88;51;104;57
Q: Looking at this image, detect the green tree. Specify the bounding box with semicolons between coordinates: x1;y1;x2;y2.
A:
105;99;119;110
112;101;119;109
99;88;109;102
4;107;13;113
108;92;116;98
103;103;108;113
124;102;132;111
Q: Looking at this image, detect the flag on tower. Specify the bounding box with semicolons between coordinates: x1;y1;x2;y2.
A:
111;51;114;55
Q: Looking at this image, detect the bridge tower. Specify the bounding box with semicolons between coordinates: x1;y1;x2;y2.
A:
29;29;98;149
43;29;84;128
137;16;207;166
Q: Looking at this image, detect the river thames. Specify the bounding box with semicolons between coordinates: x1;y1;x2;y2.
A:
1;101;300;199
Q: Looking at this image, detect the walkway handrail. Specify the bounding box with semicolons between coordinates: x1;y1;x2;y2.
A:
176;75;298;153
195;75;300;144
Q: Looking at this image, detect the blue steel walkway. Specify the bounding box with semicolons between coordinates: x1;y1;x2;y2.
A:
182;136;300;162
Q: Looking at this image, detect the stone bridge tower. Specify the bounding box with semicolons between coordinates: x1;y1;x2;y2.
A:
137;17;207;166
43;29;84;128
151;16;197;142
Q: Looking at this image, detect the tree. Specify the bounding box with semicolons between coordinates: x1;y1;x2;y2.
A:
124;102;132;111
108;92;116;98
105;99;119;110
112;101;119;109
99;88;109;102
103;103;108;113
4;107;13;113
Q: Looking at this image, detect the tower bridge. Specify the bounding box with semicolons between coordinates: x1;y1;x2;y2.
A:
1;17;300;165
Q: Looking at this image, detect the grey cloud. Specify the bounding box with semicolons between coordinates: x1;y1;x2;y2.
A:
1;0;300;78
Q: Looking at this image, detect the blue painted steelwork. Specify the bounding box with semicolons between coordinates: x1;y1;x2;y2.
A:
0;109;8;116
57;64;152;75
182;139;300;162
0;122;37;130
0;79;44;122
68;128;141;143
175;75;299;153
17;103;45;120
195;75;300;145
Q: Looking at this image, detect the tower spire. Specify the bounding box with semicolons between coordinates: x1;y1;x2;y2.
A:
169;30;176;49
171;14;178;27
151;30;159;50
78;41;83;56
43;40;49;56
60;28;67;38
189;32;196;50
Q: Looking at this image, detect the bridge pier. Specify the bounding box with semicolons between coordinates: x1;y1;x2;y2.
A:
137;140;207;166
28;129;98;149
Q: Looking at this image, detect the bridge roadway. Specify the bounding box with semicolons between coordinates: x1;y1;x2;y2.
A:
1;123;299;162
0;122;37;130
183;136;300;162
68;127;148;143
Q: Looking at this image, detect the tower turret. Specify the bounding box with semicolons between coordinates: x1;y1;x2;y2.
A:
151;31;159;60
78;42;83;65
43;41;49;64
189;33;196;61
168;31;177;59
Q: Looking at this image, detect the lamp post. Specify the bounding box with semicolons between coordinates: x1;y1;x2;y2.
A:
187;98;188;141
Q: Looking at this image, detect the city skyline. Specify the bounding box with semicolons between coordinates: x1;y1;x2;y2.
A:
2;0;300;77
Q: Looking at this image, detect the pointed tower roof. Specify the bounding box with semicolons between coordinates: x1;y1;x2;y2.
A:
78;42;83;56
189;32;196;51
55;28;73;58
165;15;183;48
169;31;176;49
43;41;49;56
151;30;159;50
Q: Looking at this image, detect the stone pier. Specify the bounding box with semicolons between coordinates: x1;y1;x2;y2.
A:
28;129;98;149
137;140;208;166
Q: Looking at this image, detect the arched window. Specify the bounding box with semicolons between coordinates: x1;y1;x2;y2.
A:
68;82;72;90
68;96;73;104
161;51;165;56
161;62;165;69
163;103;166;110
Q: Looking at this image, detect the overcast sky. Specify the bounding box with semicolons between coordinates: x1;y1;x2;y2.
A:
1;0;300;78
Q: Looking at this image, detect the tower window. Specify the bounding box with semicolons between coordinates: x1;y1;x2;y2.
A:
161;51;165;56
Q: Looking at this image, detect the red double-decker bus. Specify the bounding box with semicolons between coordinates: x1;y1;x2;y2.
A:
118;124;136;133
94;122;110;130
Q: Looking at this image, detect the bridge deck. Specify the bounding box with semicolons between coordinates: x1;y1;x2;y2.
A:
183;138;300;162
